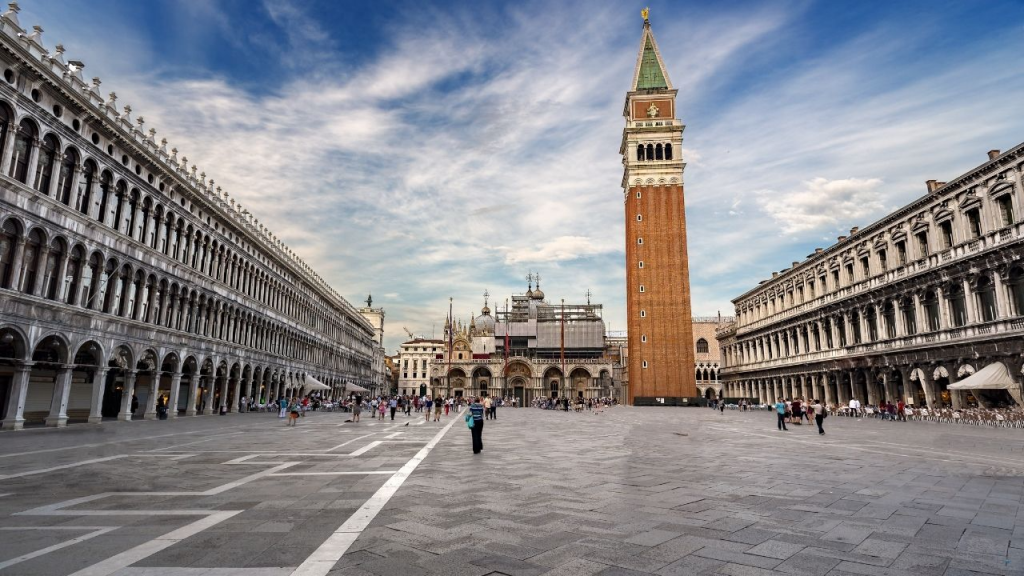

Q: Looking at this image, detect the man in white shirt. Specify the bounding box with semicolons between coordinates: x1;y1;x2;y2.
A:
849;398;861;416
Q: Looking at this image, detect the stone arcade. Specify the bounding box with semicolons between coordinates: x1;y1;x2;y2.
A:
0;4;377;429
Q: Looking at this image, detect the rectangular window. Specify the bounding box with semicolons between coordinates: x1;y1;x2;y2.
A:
641;334;647;342
861;257;870;278
940;221;954;248
846;264;855;284
642;360;648;368
967;209;982;239
831;270;840;289
636;191;641;199
896;242;907;265
639;285;645;292
637;238;643;245
916;232;929;258
998;196;1014;226
878;249;887;271
637;215;642;221
640;310;646;318
638;261;644;268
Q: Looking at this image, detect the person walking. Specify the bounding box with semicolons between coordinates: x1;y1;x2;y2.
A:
812;398;826;435
389;397;398;420
352;397;362;423
434;396;443;421
483;396;492;420
491;396;498;420
278;396;288;419
776;398;788;431
287;397;300;427
468;396;485;454
424;396;433;421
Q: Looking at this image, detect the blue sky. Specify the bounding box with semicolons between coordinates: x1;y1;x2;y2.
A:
20;0;1024;352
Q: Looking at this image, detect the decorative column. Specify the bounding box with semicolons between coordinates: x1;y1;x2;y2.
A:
167;371;182;418
45;364;75;427
917;367;938;409
962;278;975;325
144;372;160;420
0;126;17;175
229;377;241;413
117;370;138;421
935;286;949;329
185;375;200;417
6;237;25;290
894;299;906;337
88;366;109;424
947;369;962;410
1;363;33;430
203;377;217;415
24;138;40;191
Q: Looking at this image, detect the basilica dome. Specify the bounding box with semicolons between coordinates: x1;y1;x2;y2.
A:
474;304;495;333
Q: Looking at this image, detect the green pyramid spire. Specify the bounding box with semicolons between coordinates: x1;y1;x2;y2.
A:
636;36;668;90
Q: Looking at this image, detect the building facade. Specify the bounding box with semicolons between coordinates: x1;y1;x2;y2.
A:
693;316;731;399
720;145;1024;410
430;285;614;404
0;7;376;429
357;296;388;396
621;13;698;404
396;338;444;397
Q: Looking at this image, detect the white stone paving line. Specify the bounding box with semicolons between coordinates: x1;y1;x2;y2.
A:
68;511;242;576
0;526;119;571
326;433;376;452
269;471;399;476
149;432;247;451
114;568;292;575
291;415;460;576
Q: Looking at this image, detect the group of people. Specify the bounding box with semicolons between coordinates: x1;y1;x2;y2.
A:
773;397;828;435
532;397;617;411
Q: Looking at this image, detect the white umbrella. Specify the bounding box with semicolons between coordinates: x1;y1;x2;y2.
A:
302;375;331;391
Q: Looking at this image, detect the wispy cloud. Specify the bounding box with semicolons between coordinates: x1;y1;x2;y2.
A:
17;1;1024;351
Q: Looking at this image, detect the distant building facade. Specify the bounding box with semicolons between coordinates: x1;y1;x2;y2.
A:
720;145;1024;410
396;338;444;397
431;284;614;404
357;296;388;396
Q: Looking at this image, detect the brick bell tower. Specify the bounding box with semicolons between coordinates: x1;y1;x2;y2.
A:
622;9;698;405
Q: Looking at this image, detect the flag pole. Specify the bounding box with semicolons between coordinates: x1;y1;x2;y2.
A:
560;298;565;402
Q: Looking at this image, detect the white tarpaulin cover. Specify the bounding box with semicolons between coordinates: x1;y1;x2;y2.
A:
948;362;1016;390
345;383;369;393
302;375;331;391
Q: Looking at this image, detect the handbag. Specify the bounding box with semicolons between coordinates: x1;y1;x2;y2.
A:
465;412;474;429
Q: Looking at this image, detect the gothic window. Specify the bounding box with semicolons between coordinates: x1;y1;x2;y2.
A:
695;368;702;381
696;338;709;353
665;143;672;160
34;134;58;193
10;119;36;183
655;143;663;160
975;276;997;322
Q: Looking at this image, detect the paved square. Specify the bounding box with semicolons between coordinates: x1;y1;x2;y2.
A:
0;407;1022;575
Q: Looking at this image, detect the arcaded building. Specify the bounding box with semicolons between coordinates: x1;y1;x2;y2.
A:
0;7;376;429
621;13;698;405
720;145;1024;410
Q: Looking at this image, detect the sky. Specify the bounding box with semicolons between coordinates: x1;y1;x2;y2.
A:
18;0;1024;353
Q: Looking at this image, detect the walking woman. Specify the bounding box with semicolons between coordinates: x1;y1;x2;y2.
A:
286;397;300;427
468;396;485;454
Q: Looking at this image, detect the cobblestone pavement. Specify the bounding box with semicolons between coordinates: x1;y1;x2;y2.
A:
0;407;1023;575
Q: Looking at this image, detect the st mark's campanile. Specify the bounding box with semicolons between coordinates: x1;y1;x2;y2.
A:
622;9;698;404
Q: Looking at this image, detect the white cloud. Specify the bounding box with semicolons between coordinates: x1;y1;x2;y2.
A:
756;177;885;234
500;236;615;265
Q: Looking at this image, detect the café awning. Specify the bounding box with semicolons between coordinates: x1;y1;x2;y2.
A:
345;382;370;393
948;362;1016;390
302;375;331;391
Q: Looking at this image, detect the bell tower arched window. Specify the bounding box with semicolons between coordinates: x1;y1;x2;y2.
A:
665;143;672;160
636;144;645;161
655;143;663;160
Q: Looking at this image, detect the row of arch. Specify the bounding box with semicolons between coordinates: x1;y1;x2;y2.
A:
0;324;351;429
438;364;614;401
636;142;673;161
0;214;366;373
0;100;364;349
723;359;1023;409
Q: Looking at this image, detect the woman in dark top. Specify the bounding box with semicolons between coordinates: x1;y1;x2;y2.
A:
469;397;485;454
